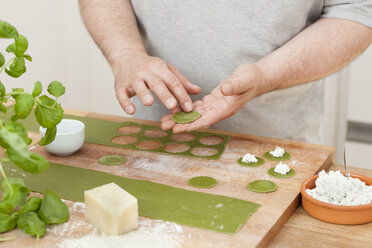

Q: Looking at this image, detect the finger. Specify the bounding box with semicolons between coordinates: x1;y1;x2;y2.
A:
116;88;135;115
168;64;201;95
161;113;173;123
161;119;175;130
151;65;193;112
132;80;154;106
139;71;178;110
220;77;250;96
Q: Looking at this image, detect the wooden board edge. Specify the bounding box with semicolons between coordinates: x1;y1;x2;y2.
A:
65;109;337;153
255;148;335;248
257;194;301;248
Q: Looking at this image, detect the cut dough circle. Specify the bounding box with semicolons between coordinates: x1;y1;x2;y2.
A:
247;180;277;193
172;111;201;124
98;155;127;166
188;176;217;189
267;167;296;179
237;157;264;167
264;151;291;161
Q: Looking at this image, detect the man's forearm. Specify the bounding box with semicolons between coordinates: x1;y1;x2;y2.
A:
255;18;372;95
79;0;146;71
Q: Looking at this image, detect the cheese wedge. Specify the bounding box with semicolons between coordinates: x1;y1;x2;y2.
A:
84;182;138;235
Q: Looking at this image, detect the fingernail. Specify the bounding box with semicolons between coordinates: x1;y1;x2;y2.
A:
222;83;232;94
184;101;192;112
165;98;176;109
143;95;152;105
125;106;134;114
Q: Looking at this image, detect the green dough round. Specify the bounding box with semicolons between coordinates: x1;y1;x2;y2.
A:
247;180;277;193
267;167;296;179
172;111;201;124
237;157;264;167
188;176;217;189
264;151;291;161
98;155;127;166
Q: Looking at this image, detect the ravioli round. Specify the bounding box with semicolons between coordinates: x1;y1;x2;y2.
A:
247;180;277;193
264;151;291;161
98;155;127;166
188;176;217;189
172;111;201;124
267;167;296;179
237;157;264;167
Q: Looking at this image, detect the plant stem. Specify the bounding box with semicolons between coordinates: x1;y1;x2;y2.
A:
0;235;15;242
0;162;11;189
0;57;15;74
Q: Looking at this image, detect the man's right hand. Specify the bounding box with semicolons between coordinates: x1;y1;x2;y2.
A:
113;52;201;115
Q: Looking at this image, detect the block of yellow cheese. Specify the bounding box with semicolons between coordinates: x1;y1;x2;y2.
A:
84;182;138;235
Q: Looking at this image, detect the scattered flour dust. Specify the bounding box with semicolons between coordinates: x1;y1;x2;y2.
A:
55;202;183;248
306;170;372;206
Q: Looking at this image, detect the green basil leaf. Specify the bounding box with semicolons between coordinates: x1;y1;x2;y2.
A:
5;43;15;54
17;211;46;241
14;34;28;57
14;93;34;119
5;57;26;78
23;54;32;62
35;96;63;128
47;81;65;98
19;196;42;213
5;121;32;145
0;20;18;38
0;178;30;214
32;81;42;98
0;52;4;67
38;126;56;146
0;81;5;96
0;127;49;174
0;212;19;233
38;191;69;224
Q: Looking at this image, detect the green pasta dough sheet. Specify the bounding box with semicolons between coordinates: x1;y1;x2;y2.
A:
2;109;230;160
3;162;260;234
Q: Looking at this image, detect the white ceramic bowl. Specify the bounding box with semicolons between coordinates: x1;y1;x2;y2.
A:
40;119;85;156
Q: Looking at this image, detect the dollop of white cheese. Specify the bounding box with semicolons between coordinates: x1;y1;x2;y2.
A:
306;170;372;206
241;153;258;163
269;147;285;157
274;162;290;175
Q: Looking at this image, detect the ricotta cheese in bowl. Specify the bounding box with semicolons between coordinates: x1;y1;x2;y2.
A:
306;170;372;206
301;170;372;224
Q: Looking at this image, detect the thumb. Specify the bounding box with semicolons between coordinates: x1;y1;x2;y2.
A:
220;77;248;96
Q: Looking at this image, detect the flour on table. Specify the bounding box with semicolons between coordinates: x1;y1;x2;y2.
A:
274;162;290;175
241;153;258;163
306;170;372;206
56;202;183;248
269;147;285;157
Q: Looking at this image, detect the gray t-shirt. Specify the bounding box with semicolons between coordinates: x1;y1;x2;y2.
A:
130;0;372;144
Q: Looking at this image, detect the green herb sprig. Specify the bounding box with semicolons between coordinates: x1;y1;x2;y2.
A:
0;20;69;241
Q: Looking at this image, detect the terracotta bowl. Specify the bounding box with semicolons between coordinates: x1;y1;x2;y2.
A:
301;172;372;224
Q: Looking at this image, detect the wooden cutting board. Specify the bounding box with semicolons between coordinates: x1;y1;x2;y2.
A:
1;109;335;248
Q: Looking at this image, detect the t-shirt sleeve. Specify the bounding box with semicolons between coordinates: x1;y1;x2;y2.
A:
321;0;372;28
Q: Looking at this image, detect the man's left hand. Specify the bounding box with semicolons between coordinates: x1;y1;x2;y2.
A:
160;64;267;133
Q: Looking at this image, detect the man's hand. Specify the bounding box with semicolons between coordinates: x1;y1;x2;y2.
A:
114;52;201;115
160;64;266;133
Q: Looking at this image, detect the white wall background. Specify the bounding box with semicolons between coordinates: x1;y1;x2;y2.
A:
1;0;371;168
